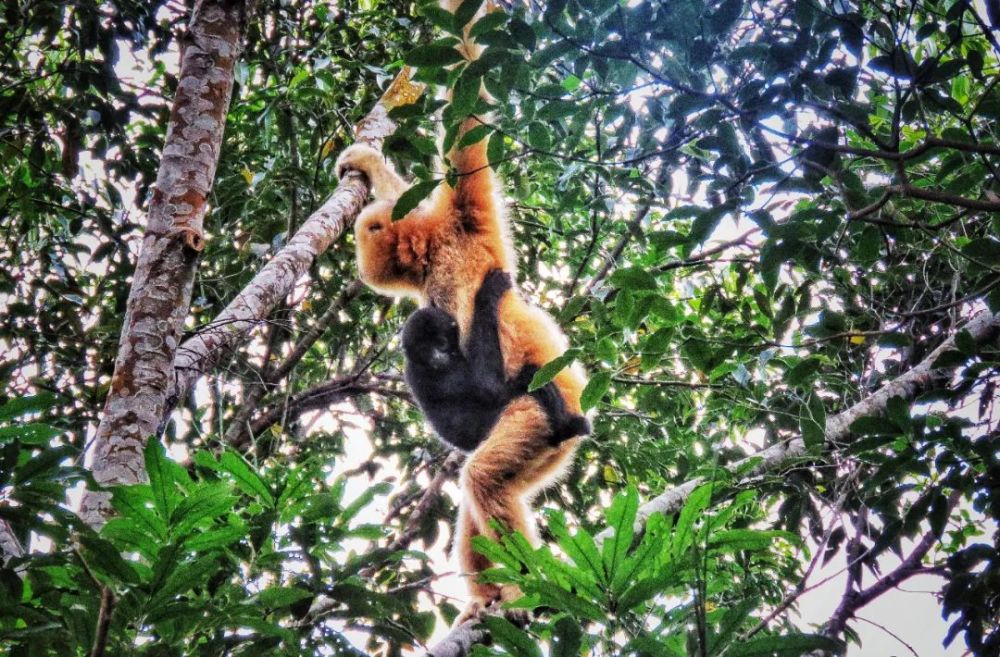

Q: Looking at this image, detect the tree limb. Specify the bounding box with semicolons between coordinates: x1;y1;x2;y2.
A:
170;69;424;409
80;0;252;528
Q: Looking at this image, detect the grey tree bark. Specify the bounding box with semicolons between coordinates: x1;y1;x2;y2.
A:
80;0;251;528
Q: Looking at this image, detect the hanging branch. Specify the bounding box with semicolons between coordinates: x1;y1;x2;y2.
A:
170;70;424;407
80;0;253;528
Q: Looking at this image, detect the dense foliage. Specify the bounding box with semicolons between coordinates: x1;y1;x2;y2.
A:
1;0;998;656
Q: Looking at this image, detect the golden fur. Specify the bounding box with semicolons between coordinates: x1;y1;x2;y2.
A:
336;5;585;622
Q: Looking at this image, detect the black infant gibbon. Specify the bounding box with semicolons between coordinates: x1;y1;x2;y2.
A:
403;269;590;452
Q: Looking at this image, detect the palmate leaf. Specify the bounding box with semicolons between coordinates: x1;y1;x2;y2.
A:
602;486;638;581
219;449;273;506
546;509;605;584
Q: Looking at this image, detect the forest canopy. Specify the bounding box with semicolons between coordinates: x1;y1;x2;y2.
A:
1;0;998;656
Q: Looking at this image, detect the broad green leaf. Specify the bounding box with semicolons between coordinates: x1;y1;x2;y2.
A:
551;616;583;657
673;484;712;558
799;394;826;451
339;482;391;525
405;45;465;67
481;616;542;657
580;371;611;411
0;393;57;423
77;534;140;585
219;450;274;506
0;422;61;445
602;486;638;580
527;349;580;392
257;586;313;608
453;0;485;31
170;482;235;538
469;12;506;38
145;440;178;519
111;485;166;539
391;179;439;220
547;510;605;583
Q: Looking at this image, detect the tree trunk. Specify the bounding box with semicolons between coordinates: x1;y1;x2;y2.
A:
80;0;250;528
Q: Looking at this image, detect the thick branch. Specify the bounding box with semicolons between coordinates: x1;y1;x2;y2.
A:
170;70;423;407
81;0;250;528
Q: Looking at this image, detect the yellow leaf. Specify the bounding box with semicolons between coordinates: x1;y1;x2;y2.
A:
320;140;334;160
240;167;253;185
269;424;283;437
603;465;620;483
849;335;865;345
301;299;312;311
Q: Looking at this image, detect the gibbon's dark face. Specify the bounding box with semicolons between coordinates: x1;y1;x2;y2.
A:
401;307;460;370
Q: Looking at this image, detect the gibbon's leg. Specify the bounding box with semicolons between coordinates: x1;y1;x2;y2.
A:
455;395;579;622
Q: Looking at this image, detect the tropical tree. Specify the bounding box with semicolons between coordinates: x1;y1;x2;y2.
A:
1;1;998;656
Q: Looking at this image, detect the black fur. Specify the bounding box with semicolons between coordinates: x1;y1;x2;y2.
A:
402;269;590;452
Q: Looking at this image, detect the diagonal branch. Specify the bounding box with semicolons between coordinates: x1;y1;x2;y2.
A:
169;69;424;410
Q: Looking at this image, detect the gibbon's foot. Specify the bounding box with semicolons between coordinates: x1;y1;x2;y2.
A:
454;600;487;626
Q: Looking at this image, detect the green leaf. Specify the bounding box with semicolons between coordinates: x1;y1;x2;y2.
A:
257;586;313;608
885;395;911;432
405;45;465;68
110;485;166;539
610;267;658;290
170;483;235;538
77;534;140;584
961;238;1000;266
391;179;439;220
458;124;492;148
469;11;506;38
728;633;841;656
787;357;821;387
145;440;178;519
551;616;583;657
0;422;61;445
602;486;638;580
487;130;505;165
537;100;577;121
339;482;392;525
674;484;712;558
148;555;219;609
219;450;274;506
451;70;482;118
580;372;611;412
453;0;485;31
799;394;826;451
527;349;580;392
547;510;605;583
184;525;245;552
0;393;57;423
527;122;551;150
481;616;542;657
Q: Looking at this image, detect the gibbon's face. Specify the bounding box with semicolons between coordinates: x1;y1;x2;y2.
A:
402;309;460;369
354;203;417;295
